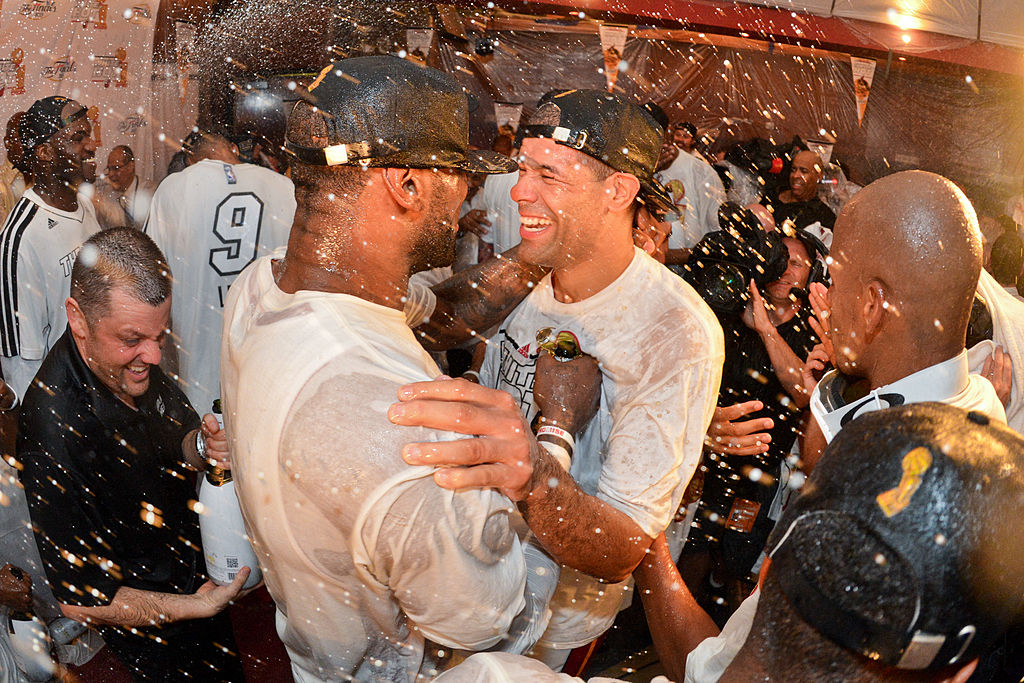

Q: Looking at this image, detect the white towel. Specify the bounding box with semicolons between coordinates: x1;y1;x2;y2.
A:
974;270;1024;433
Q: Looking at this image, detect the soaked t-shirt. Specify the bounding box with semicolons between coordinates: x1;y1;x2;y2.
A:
481;248;724;648
221;254;539;682
0;189;100;399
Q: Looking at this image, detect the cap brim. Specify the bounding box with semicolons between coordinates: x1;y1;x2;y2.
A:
639;177;677;219
456;149;518;175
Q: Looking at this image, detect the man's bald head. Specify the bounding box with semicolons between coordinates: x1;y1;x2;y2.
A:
788;150;824;202
828;170;981;380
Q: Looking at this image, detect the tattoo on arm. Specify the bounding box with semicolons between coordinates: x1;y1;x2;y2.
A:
415;248;547;350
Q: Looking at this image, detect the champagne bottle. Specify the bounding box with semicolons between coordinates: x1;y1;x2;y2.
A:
197;400;261;590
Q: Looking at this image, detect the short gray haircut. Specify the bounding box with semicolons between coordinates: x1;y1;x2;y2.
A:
70;227;172;324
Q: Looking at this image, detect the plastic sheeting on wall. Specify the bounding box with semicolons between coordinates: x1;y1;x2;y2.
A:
737;0;1024;48
457;27;1024;216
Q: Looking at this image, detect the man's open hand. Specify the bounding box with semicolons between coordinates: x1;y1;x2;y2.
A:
705;401;773;456
389;379;543;501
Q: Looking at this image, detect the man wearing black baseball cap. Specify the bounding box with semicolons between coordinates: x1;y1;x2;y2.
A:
220;55;562;681
435;402;1024;682
390;88;724;670
736;403;1024;681
1;96;100;400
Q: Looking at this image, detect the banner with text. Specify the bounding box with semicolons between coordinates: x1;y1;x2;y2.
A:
850;56;876;127
598;24;628;93
0;0;159;180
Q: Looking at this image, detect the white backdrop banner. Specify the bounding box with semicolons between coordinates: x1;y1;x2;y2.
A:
0;0;158;181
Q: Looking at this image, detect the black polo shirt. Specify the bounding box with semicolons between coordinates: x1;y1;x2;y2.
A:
18;328;202;610
763;191;837;230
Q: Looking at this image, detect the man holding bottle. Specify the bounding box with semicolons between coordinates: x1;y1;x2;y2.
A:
17;227;248;681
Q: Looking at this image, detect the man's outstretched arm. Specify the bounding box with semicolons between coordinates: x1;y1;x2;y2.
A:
60;570;249;628
414;248;546;350
388;377;652;583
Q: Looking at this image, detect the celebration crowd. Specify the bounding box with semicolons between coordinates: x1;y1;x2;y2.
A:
1;52;1024;683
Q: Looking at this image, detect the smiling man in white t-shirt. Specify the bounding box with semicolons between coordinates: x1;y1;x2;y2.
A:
392;89;725;672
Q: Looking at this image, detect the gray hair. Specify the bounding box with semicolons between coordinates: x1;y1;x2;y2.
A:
71;227;172;324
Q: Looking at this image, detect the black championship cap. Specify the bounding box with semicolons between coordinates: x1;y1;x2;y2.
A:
516;89;675;217
768;403;1024;670
284;55;516;175
19;96;87;154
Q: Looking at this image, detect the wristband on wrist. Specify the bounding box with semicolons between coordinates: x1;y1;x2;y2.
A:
461;370;481;383
538;440;572;471
536;424;575;452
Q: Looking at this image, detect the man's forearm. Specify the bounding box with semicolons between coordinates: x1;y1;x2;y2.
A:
416;247;546;350
634;534;719;683
519;452;654;583
665;248;691;266
61;586;206;628
759;328;810;407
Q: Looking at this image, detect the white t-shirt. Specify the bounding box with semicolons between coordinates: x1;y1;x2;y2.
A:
976;269;1024;433
434;651;651;683
656;152;726;250
221;254;539;682
478;171;521;254
146;159;295;414
481;248;724;648
684;351;1006;683
0;189;100;398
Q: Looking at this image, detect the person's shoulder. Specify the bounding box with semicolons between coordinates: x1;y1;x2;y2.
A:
21;341;88;437
1;193;46;237
625;254;723;340
662;150;697;178
151;165;192;196
960;374;1008;424
235;163;294;189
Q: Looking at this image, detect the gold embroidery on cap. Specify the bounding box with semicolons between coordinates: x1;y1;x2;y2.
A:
876;446;932;518
309;64;333;92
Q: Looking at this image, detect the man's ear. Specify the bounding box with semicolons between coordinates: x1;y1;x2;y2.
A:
381;167;423;211
862;278;890;343
33;143;52;164
604;172;642;214
65;297;89;340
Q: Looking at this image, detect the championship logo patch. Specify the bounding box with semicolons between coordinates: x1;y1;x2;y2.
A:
876;446;932;518
19;0;56;20
91;48;127;88
72;0;108;29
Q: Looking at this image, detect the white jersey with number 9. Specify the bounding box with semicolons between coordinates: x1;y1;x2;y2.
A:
146;159;296;414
